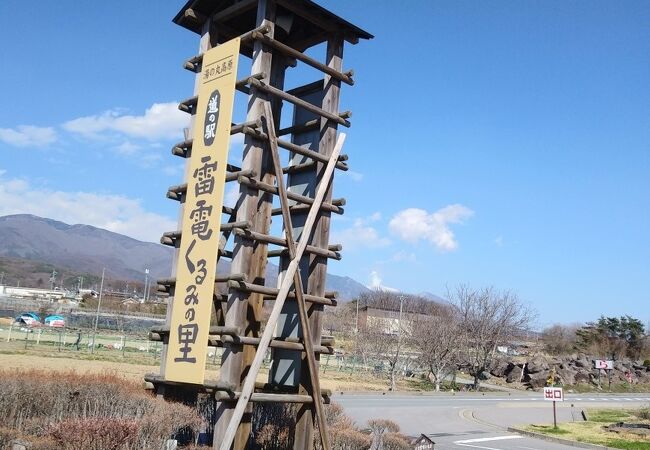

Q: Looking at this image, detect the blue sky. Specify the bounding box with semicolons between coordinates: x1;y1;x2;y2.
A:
0;1;648;327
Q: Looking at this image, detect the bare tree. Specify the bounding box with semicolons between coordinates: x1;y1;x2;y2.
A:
451;285;534;390
541;323;580;355
412;312;462;391
357;327;402;391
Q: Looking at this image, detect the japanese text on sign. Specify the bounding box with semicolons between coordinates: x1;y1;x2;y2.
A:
163;37;241;385
543;387;564;402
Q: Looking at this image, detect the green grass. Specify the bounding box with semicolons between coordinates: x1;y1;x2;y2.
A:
607;440;650;450
570;383;650;394
588;408;634;423
528;425;570;435
524;407;650;450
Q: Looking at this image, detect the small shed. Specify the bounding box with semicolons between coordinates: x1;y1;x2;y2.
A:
413;434;435;450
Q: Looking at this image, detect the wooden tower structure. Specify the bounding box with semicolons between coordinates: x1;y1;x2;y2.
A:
147;1;372;449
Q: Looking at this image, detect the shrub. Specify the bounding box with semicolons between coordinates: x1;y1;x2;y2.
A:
383;432;411;450
0;370;203;450
330;427;371;450
643;359;650;367
636;407;650;420
48;418;139;450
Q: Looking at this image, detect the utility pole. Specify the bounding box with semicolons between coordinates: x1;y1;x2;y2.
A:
355;298;360;334
0;272;4;285
144;268;149;303
91;268;105;354
398;295;404;343
49;270;57;290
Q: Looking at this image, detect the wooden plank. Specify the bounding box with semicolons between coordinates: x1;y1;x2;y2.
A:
218;133;345;450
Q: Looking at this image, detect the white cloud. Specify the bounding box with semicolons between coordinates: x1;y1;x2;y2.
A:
0;172;176;243
162;165;183;177
392;250;417;262
330;216;390;251
389;204;474;251
113;141;142;155
342;170;364;182
494;235;504;247
0;125;57;147
369;270;383;289
63;102;188;141
367;270;399;292
223;184;240;207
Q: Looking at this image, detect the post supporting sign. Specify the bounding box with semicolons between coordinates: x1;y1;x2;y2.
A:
163;37;241;385
543;386;564;428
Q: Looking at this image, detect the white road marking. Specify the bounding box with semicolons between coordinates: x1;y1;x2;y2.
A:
455;435;524;444
456;443;505;450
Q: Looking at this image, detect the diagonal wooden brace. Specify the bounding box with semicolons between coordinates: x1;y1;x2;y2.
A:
218;111;345;450
261;103;331;450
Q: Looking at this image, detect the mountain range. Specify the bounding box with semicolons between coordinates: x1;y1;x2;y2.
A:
0;214;370;299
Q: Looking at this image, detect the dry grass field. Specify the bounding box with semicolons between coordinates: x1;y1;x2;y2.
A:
0;351;403;392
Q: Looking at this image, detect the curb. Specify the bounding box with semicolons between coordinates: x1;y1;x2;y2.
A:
507;427;614;450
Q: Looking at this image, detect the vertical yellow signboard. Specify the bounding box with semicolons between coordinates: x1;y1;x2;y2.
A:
164;38;240;384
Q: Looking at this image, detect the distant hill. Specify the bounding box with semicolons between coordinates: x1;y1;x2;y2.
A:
0;214;369;300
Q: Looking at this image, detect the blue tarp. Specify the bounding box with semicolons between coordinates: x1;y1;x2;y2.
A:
44;315;64;323
16;312;41;322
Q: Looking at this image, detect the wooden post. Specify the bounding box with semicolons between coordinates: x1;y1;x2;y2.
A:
293;35;344;448
213;1;278;448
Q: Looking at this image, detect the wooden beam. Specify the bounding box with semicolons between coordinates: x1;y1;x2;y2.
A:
240;126;348;170
251;32;354;85
237;175;344;214
246;77;350;127
227;280;338;307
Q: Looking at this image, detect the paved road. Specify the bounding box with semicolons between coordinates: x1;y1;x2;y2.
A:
335;392;650;449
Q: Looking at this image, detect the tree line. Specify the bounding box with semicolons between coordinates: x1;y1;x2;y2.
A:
324;285;535;391
542;315;647;360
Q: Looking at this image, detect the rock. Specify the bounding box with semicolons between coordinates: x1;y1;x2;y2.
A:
574;357;589;369
479;370;491;380
528;372;548;389
557;368;577;385
574;369;591;384
506;366;523;383
526;356;549;374
490;360;514;378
